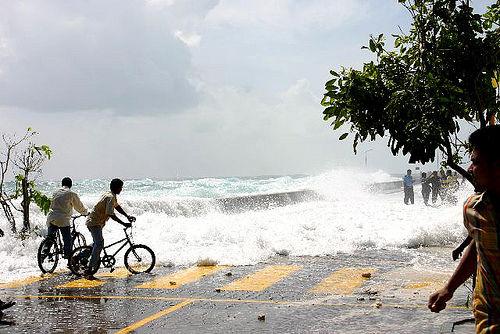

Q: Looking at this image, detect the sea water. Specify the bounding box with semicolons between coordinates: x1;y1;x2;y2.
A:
0;168;472;281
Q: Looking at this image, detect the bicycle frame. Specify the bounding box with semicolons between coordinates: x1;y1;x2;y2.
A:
101;228;134;259
48;215;85;251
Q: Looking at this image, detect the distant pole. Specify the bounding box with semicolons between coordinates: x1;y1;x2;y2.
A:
364;149;373;167
436;149;439;170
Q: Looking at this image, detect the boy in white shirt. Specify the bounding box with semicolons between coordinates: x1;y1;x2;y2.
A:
45;177;88;260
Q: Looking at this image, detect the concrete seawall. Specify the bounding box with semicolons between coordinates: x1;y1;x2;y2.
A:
217;190;321;213
217;181;409;214
368;181;403;193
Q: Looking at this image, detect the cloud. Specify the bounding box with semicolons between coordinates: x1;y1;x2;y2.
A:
0;1;416;178
0;0;219;114
175;30;202;47
0;78;348;179
206;0;369;32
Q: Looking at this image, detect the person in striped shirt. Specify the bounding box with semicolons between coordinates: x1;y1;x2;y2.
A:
428;125;500;333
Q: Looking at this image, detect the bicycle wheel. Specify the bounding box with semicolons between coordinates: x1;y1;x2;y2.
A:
124;245;155;274
68;246;94;276
71;233;86;249
37;238;59;274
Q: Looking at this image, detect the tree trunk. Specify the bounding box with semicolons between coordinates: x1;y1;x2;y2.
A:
0;199;16;233
21;177;30;231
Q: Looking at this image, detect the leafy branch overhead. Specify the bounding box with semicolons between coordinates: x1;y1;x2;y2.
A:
322;0;499;177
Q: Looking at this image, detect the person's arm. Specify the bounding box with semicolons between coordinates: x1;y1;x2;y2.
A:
105;197;132;227
116;205;136;223
109;214;130;227
72;193;88;216
428;242;477;312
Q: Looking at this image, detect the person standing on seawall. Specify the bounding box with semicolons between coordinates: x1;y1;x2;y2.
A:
428;125;500;333
421;172;432;206
430;171;441;204
403;169;414;205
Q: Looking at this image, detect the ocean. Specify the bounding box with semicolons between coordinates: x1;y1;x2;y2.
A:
0;168;472;282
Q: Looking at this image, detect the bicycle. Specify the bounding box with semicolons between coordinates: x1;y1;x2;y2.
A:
37;215;87;273
69;225;155;276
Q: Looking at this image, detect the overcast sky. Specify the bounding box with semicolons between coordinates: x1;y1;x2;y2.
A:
0;0;485;180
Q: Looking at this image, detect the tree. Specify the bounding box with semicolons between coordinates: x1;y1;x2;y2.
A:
13;140;52;232
0;130;33;233
0;128;51;233
321;0;499;183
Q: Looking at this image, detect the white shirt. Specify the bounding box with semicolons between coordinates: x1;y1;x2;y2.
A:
46;187;88;227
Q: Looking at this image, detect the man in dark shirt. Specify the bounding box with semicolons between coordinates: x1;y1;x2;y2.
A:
421;172;432;206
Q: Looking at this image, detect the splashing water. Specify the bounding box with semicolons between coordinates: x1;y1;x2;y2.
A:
0;168;472;281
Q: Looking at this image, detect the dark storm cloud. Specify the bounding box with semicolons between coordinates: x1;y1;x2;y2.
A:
0;0;199;114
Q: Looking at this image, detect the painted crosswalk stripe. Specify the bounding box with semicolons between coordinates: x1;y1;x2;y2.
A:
115;299;193;334
222;265;301;292
135;265;226;289
56;268;131;289
404;279;446;290
0;274;57;289
311;267;375;294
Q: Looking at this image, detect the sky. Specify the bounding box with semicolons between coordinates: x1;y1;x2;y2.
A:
0;0;486;180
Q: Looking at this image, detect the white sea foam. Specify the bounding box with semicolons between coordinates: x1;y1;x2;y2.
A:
0;168;472;282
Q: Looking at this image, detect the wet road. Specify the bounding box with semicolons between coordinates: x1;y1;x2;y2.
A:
0;249;474;333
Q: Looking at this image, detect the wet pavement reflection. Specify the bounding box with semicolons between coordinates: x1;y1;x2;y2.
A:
0;249;475;333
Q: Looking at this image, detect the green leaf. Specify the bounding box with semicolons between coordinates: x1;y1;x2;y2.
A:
320;95;330;106
323;106;336;116
369;39;376;52
325;78;337;87
333;119;345;130
339;133;349;140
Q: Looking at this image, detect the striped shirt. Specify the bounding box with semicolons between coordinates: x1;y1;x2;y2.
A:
463;192;500;332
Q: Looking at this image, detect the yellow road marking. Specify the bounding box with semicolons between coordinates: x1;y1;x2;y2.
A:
136;265;226;289
0;274;56;289
405;282;432;289
222;265;301;292
56;268;131;289
56;278;105;289
96;268;131;279
311;267;375;294
404;280;446;290
115;299;193;334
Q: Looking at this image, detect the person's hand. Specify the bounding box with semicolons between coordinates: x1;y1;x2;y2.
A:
127;216;136;223
123;222;132;228
452;248;462;261
428;288;453;313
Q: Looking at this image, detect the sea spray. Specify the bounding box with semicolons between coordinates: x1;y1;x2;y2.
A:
0;168;473;281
